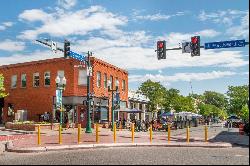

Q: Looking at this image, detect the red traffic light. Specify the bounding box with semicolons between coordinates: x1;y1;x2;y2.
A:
191;37;198;44
158;42;164;48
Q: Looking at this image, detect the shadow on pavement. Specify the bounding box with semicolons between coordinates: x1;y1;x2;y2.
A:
209;130;249;148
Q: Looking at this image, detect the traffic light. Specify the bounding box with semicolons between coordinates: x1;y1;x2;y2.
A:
157;40;166;60
190;36;200;56
64;40;70;58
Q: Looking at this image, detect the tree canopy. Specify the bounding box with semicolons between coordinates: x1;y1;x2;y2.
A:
137;80;248;120
0;74;8;98
226;85;249;117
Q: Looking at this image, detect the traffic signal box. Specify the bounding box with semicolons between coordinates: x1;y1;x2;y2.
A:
157;40;166;60
64;40;70;58
191;36;200;56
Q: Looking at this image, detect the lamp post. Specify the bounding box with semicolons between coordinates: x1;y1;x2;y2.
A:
108;79;119;130
55;76;66;128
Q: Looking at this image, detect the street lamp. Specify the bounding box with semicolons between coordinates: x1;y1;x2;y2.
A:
108;79;119;130
55;76;66;128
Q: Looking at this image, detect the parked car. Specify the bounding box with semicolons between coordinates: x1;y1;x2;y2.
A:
243;122;249;136
225;115;243;128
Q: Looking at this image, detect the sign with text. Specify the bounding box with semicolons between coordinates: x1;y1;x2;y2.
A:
69;51;86;62
205;39;246;49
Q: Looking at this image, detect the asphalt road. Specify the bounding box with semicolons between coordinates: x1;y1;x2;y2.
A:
0;147;249;165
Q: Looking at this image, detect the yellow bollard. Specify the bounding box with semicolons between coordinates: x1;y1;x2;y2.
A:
131;123;134;143
59;125;62;144
38;125;41;145
78;124;81;144
168;123;171;143
186;127;190;143
150;124;153;143
113;123;116;143
96;123;99;143
205;125;208;143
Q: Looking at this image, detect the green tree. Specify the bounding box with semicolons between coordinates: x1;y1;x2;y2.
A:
226;85;249;117
198;103;226;119
138;80;166;112
0;74;8;98
240;104;249;121
163;88;180;112
203;91;227;109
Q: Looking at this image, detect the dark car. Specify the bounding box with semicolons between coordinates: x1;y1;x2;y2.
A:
243;122;249;136
225;115;243;128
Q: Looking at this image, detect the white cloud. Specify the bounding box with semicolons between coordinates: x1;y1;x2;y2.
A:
0;50;62;66
18;5;128;40
57;0;77;9
129;71;237;84
226;12;249;39
198;9;248;26
133;11;186;21
0;40;26;52
135;13;171;21
0;21;13;31
19;9;53;23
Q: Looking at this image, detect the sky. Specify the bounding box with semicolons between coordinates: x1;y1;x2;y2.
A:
0;0;249;96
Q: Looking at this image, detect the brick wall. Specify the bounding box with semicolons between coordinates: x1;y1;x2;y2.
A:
0;57;128;123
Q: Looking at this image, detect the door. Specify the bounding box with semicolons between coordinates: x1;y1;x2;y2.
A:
0;98;4;124
77;105;87;128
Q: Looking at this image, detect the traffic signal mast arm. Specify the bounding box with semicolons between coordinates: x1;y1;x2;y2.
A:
36;39;64;52
156;45;205;51
160;42;249;51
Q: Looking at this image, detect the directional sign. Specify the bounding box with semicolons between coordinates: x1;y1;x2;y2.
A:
182;42;191;53
205;39;246;50
68;51;86;62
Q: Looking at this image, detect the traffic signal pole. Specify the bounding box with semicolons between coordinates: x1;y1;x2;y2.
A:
85;51;92;133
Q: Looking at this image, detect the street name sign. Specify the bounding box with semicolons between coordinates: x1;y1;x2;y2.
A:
205;39;246;50
69;51;86;62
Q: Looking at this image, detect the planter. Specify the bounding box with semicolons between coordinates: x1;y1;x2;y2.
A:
5;122;60;131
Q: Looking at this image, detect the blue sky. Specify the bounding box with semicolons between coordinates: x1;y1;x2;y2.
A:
0;0;249;96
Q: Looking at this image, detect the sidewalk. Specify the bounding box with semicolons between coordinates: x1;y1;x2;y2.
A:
3;124;248;153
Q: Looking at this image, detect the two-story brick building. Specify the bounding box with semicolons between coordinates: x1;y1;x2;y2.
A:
0;57;128;127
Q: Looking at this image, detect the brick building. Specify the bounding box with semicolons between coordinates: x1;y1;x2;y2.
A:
0;57;128;127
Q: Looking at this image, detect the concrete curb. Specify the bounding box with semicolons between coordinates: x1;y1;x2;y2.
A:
6;142;233;153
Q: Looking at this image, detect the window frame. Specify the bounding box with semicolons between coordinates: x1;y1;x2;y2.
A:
11;75;17;89
96;71;101;88
104;73;107;89
21;74;27;88
33;72;40;87
78;69;87;86
44;71;51;87
122;80;126;91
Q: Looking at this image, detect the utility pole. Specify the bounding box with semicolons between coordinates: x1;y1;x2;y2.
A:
85;51;92;133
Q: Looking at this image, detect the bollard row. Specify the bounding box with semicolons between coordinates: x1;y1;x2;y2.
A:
37;123;210;145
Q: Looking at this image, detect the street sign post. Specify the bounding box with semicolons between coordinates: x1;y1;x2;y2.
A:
205;39;246;50
68;51;86;62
